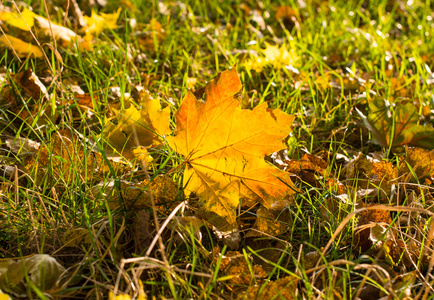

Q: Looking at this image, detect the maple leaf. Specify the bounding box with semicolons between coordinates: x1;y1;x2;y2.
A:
167;68;296;226
357;98;434;149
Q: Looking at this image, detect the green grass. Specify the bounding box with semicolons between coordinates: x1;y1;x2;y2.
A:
1;0;434;299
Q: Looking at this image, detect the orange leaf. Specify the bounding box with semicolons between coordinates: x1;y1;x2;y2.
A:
167;68;296;227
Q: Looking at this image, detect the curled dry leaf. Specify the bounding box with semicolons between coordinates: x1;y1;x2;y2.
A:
0;7;83;49
0;254;66;297
343;152;398;201
167;68;296;229
34;16;81;47
353;207;392;253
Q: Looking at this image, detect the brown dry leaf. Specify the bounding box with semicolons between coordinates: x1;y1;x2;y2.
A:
245;206;291;238
284;153;328;186
170;216;204;243
132;210;152;254
102;91;170;160
137;19;165;51
12;67;46;100
379;271;417;299
91;175;178;210
401;147;434;180
219;251;267;291
353;207;392;253
343;153;398;200
24;130;109;186
148;175;179;208
167;68;296;228
241;275;299;299
371;160;399;199
60;228;92;247
7;68;55;127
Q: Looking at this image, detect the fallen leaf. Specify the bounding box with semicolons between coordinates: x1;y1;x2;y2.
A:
61;227;92;247
170;216;204;243
401;147;434;180
108;292;132;300
137;19;165;51
245;206;291;238
219;251;267;290
132;210;152;254
0;290;11;300
244;43;299;72
24;130;109;186
284;153;328;186
167;68;296;227
102;91;170;160
353;207;392;253
0;7;35;31
0;254;65;297
0;34;42;58
91;175;178;210
34;16;81;47
83;8;121;36
241;275;299;299
0;7;83;48
357;98;434;149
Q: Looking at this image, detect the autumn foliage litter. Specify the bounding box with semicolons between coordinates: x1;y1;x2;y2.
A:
1;0;434;299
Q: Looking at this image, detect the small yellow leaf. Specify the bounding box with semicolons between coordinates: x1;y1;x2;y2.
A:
0;7;36;31
244;43;299;72
84;8;121;36
132;146;153;163
102;91;170;160
108;291;131;300
0;34;42;58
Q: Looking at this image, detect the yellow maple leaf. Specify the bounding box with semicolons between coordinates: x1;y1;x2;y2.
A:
167;68;296;226
84;8;121;36
0;34;42;58
102;91;170;160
